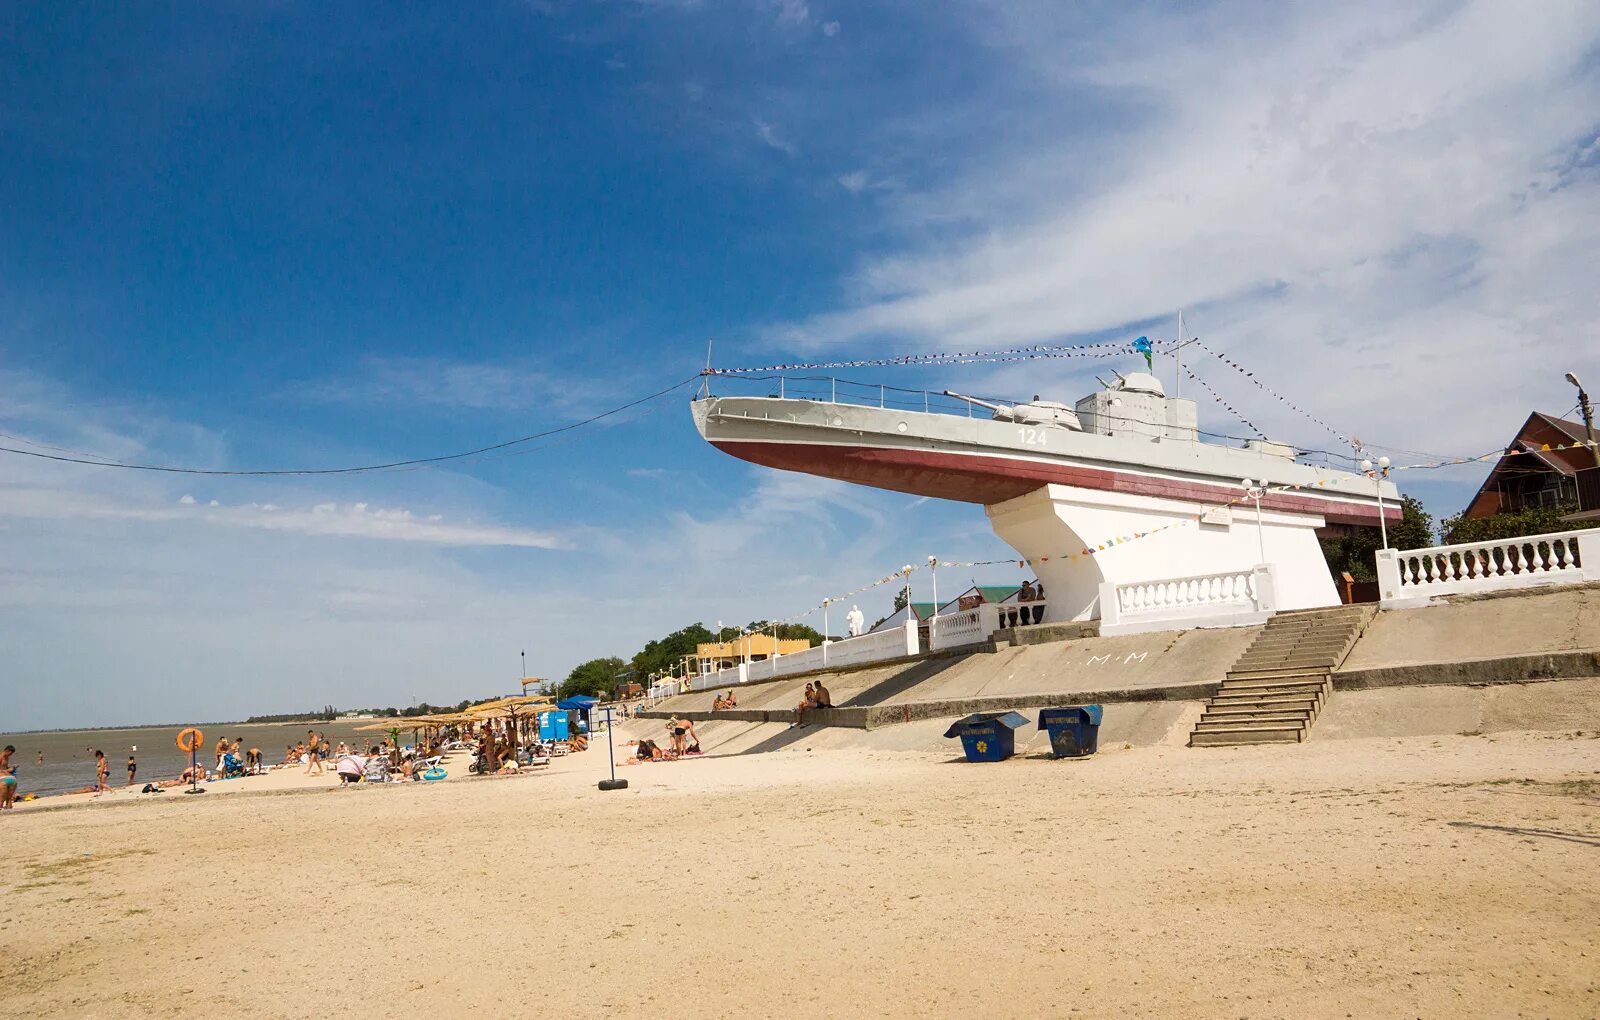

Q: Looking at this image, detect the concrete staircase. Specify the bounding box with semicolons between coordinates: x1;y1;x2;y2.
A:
1190;604;1376;747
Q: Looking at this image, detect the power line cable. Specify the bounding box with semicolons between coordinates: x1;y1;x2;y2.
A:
0;375;700;477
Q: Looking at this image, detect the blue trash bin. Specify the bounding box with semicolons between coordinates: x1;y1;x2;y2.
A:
943;711;1030;762
1037;705;1103;758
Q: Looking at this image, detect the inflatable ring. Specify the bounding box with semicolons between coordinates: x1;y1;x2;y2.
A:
422;767;448;781
176;727;205;753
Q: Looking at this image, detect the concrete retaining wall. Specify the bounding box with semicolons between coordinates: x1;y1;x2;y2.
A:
1334;650;1600;690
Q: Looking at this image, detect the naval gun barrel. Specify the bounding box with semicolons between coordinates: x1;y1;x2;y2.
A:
942;390;1012;416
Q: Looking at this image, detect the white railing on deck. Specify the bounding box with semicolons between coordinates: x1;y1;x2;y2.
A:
682;620;920;693
1377;528;1596;605
1098;565;1278;636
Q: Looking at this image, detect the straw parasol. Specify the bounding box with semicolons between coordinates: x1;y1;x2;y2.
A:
462;695;554;768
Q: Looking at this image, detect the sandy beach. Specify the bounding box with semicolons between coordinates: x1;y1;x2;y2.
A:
3;729;1597;1018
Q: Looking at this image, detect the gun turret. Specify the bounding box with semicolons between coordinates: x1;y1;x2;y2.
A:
943;390;1013;419
944;390;1083;431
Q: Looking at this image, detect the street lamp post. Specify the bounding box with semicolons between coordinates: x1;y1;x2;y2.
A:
1240;478;1267;565
1567;372;1600;469
927;555;939;619
1360;457;1392;549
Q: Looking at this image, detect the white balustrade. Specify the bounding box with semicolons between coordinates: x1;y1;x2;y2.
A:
682;620;920;692
1376;529;1596;605
929;603;1001;650
1098;565;1278;636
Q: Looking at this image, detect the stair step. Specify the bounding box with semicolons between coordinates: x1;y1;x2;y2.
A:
1200;710;1314;724
1230;661;1338;675
1203;703;1312;719
1220;671;1329;687
1209;692;1322;707
1213;684;1325;699
1193;715;1309;730
1190;727;1304;746
1235;655;1350;671
1233;659;1343;672
1245;634;1356;649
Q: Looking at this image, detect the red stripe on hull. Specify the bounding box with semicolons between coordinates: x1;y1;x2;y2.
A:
712;440;1396;526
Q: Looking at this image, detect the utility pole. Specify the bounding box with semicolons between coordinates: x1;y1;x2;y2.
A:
1568;372;1600;469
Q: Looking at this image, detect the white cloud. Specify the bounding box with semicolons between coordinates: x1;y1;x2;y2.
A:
754;117;798;155
781;1;1600;458
1;488;565;548
291;354;611;417
771;0;809;27
822;20;840;37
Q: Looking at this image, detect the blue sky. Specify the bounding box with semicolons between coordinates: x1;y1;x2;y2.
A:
3;1;1598;727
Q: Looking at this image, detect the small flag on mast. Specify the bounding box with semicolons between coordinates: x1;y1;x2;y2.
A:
1132;335;1153;371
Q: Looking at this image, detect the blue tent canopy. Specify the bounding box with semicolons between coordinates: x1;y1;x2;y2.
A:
556;695;599;711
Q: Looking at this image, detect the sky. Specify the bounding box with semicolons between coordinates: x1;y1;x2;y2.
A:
2;1;1597;728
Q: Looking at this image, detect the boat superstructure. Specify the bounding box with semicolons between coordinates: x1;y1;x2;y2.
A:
692;373;1397;622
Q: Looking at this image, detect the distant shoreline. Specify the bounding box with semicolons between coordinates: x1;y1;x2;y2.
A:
3;718;378;736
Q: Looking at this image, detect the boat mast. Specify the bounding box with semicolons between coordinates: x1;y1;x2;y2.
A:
1174;309;1183;398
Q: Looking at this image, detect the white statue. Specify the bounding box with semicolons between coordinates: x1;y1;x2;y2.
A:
846;604;865;637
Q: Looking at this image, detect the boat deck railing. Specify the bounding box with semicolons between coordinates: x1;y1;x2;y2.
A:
702;372;1361;472
705;372;1008;417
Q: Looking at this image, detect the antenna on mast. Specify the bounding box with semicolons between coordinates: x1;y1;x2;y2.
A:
700;337;714;398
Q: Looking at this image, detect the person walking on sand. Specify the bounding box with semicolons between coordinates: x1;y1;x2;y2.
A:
1;745;17;810
94;750;110;795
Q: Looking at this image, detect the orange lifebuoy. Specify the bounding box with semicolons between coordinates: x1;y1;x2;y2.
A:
176;727;204;753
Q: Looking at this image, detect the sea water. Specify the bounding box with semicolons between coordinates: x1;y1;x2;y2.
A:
0;720;418;798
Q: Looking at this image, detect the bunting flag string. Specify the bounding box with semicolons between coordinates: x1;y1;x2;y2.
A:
1191;340;1354;446
1182;366;1267;439
705;338;1162;375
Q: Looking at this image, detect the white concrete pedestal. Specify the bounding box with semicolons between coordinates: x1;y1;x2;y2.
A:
985;483;1339;623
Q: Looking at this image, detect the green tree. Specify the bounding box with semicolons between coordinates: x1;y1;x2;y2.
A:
630;622;717;679
740;620;825;647
560;656;627;699
1439;503;1597;544
1319;494;1434;582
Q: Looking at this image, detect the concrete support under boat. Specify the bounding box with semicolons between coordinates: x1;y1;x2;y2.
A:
985;483;1339;623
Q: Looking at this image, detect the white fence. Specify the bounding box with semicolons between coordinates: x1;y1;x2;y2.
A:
1098;565;1278;637
929;604;998;650
683;620;920;693
1376;528;1596;606
927;599;1048;651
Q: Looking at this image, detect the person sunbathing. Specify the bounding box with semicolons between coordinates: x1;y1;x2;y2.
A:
724;691;737;708
712;696;726;711
632;739;664;762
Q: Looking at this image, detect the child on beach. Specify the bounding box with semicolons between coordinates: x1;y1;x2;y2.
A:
1;745;17;809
